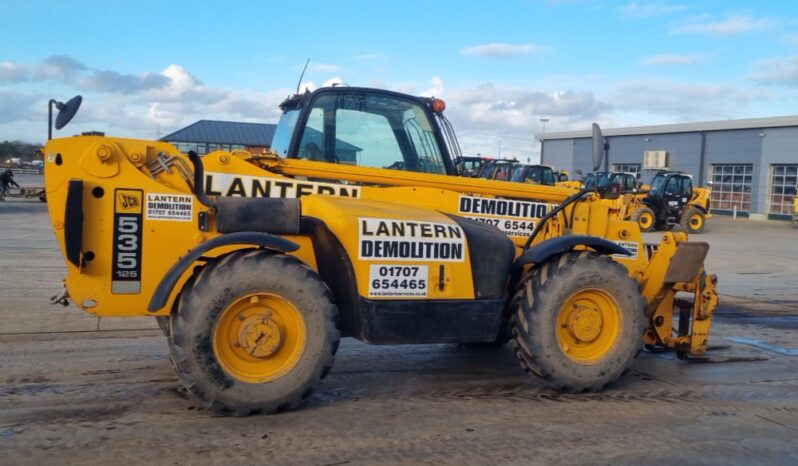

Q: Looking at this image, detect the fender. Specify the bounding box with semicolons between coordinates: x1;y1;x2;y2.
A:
147;231;299;312
513;235;630;272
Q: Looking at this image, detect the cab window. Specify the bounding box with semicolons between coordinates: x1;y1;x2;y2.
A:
494;164;513;181
680;177;693;197
510;166;526;182
665;176;680;196
294;92;446;174
525;167;543;184
540;168;554;186
624;175;636;192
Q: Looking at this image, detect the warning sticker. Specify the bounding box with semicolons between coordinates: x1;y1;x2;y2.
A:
613;240;640;260
458;195;553;237
368;265;428;297
359;218;465;262
145;193;193;222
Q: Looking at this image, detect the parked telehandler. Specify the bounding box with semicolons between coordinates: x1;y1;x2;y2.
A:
627;171;712;234
43;87;718;416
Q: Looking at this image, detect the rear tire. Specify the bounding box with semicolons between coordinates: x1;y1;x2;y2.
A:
681;207;706;234
511;251;645;392
631;207;656;232
169;250;339;416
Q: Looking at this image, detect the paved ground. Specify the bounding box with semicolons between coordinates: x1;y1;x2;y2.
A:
1;195;797;465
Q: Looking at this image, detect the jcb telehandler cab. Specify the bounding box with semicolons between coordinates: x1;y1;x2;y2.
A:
510;164;556;186
43;87;718;416
477;159;518;180
582;172;637;193
630;171;710;234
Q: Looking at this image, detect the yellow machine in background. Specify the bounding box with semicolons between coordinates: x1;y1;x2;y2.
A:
579;171;712;234
626;172;712;234
43;87;718;416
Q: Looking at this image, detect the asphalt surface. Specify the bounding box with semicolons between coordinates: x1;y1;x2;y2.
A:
1;194;797;465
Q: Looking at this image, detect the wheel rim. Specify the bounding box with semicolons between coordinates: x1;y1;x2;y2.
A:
213;293;307;383
689;213;703;229
638;212;653;229
556;289;623;364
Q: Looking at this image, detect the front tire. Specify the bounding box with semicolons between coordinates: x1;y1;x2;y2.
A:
169;250;339;416
631;207;656;232
511;251;645;392
681;207;706;233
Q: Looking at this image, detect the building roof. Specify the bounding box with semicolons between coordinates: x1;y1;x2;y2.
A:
160;120;277;146
537;115;798;141
160;120;363;153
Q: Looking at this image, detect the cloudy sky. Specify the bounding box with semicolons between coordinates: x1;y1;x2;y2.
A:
2;0;798;161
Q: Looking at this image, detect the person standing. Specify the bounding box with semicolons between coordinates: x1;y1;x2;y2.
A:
0;169;20;201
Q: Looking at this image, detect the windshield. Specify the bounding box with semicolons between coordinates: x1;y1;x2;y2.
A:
293;92;446;174
270;110;300;157
649;174;667;195
584;173;600;189
597;173;613;189
510;166;526;182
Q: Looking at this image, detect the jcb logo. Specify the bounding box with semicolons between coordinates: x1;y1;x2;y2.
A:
115;190;143;214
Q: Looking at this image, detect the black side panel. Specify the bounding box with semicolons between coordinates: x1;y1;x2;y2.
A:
444;214;515;299
301;217;361;338
359;298;503;344
216;197;301;234
64;179;84;267
513;235;630;271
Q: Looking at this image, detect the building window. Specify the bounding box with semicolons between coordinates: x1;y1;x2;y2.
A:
612;163;641;178
710;164;752;212
769;164;798;215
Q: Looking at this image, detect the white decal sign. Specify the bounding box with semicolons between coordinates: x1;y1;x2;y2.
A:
458;195;553;237
613;240;640;260
205;172;360;198
368;265;428;297
358;218;465;262
145;193;193;222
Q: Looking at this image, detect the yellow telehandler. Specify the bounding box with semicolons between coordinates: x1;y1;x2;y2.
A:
43;87;717;416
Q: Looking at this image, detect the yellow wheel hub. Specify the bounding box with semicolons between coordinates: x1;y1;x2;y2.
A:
690;213;703;229
557;289;622;364
638;212;653;229
213;293;306;383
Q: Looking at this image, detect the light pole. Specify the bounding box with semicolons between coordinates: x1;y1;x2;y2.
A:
539;117;549;133
539;118;550;164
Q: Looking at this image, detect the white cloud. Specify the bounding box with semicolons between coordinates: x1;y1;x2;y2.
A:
671;14;771;36
750;55;798;86
461;43;548;58
619;2;688;18
0;91;40;124
640;53;705;66
0;62;29;83
0;56;298;142
421;76;444;97
609;79;767;119
322;77;344;87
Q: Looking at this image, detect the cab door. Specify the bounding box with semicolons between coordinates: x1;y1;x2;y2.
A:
662;175;689;219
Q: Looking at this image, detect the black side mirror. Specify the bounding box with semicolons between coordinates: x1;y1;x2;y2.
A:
48;95;83;140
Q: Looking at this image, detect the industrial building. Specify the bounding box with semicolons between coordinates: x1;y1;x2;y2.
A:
538;116;798;220
160;120;277;155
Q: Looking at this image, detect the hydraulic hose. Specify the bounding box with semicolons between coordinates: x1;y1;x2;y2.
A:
524;187;594;249
187;150;216;209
